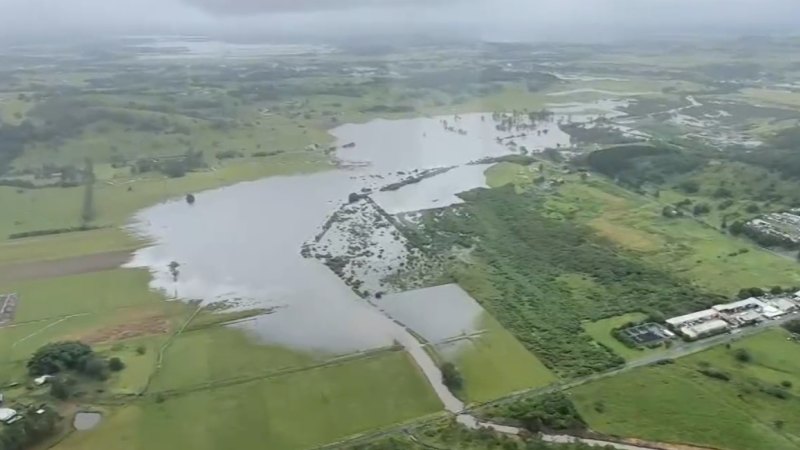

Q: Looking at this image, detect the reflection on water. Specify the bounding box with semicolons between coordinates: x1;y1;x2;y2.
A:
332;113;570;171
372;164;492;214
377;284;484;344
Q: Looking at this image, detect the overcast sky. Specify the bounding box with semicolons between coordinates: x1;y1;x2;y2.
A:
0;0;797;41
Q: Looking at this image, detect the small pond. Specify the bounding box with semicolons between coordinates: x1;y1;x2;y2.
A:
73;412;102;431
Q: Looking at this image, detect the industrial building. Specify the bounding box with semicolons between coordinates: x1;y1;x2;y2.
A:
665;309;719;328
679;319;730;340
667;295;800;340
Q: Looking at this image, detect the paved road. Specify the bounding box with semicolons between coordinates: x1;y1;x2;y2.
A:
471;310;800;411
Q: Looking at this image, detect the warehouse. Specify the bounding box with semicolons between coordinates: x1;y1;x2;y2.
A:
665;309;718;328
679;319;730;340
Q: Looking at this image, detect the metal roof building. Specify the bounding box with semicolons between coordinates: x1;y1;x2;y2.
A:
679;319;729;340
666;309;717;327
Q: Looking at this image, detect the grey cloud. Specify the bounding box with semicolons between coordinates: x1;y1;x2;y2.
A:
0;0;796;41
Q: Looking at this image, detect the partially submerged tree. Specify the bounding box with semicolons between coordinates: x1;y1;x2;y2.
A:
168;261;180;282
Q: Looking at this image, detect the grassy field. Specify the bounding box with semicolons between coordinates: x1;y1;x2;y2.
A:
56;351;442;450
582;312;663;361
553;177;800;296
571;329;800;450
0;269;174;322
147;325;318;392
437;314;555;403
0;152;330;239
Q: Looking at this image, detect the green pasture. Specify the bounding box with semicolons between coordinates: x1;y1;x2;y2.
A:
55;351;442;450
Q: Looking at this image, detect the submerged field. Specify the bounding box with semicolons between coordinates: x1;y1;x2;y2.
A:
570;329;800;450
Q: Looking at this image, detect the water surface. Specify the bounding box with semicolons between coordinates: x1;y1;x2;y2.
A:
73;412;102;431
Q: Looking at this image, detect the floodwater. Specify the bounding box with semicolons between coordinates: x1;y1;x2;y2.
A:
377;284;484;344
371;164;492;214
125;107;629;415
73;412;102;431
332;113;570;171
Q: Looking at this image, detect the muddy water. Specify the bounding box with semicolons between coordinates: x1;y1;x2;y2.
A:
333;113;569;171
377;284;484;344
371;164;493;214
73;412;102;430
125;111;602;415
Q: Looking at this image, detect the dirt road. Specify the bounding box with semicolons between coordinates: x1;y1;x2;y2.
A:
0;251;132;284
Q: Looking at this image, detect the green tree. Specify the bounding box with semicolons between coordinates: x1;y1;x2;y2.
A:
440;362;463;392
27;341;93;376
109;357;125;372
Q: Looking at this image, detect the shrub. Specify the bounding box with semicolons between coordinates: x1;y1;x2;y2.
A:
135;345;147;355
698;368;731;381
733;348;752;363
109;357;125;372
441;362;463;392
781;380;792;388
49;377;70;400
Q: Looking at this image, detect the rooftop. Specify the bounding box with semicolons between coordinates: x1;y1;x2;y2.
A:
666;309;717;326
713;298;767;312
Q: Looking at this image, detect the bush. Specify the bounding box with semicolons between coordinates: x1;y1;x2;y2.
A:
698;368;731;381
781;380;792;388
82;357;109;380
49;377;70;400
745;204;761;213
109;357;125;372
486;392;585;432
441;362;463;392
135;345;147;355
733;348;753;363
693;203;711;216
679;180;700;193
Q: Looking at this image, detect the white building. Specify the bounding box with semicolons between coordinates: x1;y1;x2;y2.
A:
666;309;718;328
713;298;768;314
769;298;799;313
679;319;729;340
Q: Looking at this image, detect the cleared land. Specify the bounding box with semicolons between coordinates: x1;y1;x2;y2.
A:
571;329;800;450
0;250;131;283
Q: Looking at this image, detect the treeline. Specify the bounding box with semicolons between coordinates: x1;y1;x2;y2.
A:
559;123;639;146
405;186;722;377
130;150;206;178
733;127;800;180
480;393;585;433
580;144;705;188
